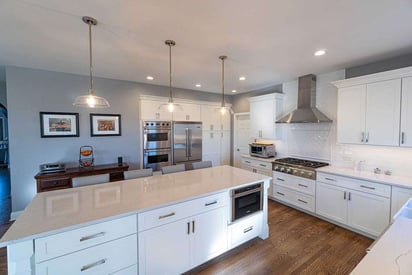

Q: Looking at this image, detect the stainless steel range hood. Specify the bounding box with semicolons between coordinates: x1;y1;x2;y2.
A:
276;74;332;123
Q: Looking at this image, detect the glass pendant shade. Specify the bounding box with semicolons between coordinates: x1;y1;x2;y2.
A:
217;55;233;115
73;16;110;108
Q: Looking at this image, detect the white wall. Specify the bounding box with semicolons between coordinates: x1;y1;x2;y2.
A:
6;66;225;212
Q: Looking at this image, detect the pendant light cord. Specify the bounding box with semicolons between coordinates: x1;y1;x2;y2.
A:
169;42;172;101
88;21;94;92
219;55;227;107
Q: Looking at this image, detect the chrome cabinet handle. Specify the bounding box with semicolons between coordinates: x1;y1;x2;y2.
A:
402;132;405;144
192;220;195;233
187;222;190;235
324;177;336;182
361;132;365;143
80;232;105;242
276;178;285;181
81;259;106;272
276;192;285;196
344;191;346;200
259;164;267;167
298;184;308;188
360;185;375;190
243;226;253;233
297;199;308;204
205;200;217;206
245;160;251;163
159;212;175;219
348;192;352;201
365;132;369;143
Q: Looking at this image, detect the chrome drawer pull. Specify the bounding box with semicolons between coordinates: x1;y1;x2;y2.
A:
81;259;106;272
79;232;105;242
324;177;336;182
159;212;176;219
360;185;375;190
276;192;285;196
298;184;308;188
243;226;253;233
344;191;347;200
205;200;217;206
276;178;285;181
297;199;308;204
187;222;190;235
259;164;267;167
192;220;195;233
245;161;251;163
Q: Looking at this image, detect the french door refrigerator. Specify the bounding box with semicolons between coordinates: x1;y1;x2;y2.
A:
172;121;202;169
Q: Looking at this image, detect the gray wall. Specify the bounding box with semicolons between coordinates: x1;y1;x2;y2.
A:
346;52;412;78
0;81;6;107
231;84;282;113
6;66;227;212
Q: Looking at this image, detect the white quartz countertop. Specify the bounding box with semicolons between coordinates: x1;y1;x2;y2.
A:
241;154;276;163
0;165;270;247
317;166;412;189
351;217;412;274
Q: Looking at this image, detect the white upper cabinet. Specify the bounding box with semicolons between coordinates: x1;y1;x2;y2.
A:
334;68;406;146
401;77;412;147
172;103;201;122
200;105;230;131
248;93;283;140
140;100;173;121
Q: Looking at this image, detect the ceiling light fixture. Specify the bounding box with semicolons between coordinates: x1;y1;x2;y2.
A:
239;76;246;81
218;55;233;115
146;76;154;80
195;84;201;88
314;49;326;56
232;90;237;93
73;16;110;108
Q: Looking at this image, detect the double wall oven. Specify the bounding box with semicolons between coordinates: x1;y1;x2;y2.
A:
143;121;172;171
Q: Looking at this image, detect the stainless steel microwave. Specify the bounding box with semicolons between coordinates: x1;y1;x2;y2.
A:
249;143;276;158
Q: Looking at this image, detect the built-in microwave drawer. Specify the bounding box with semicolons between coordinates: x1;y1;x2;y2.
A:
35;215;137;263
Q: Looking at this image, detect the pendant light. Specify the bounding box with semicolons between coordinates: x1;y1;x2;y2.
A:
73;16;110;108
162;40;181;112
218;55;233;115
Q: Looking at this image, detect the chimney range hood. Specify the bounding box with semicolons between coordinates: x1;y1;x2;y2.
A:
276;74;332;123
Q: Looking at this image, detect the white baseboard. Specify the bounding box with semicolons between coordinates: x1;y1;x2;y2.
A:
10;210;23;221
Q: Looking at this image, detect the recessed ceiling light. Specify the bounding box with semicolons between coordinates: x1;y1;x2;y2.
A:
314;50;326;56
232;90;237;93
239;76;246;81
146;76;154;80
195;84;201;88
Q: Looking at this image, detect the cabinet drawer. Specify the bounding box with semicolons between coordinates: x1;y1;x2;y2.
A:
39;178;71;190
273;172;315;195
293;192;315;212
35;215;137;262
109;172;125;182
241;158;272;171
273;184;294;203
138;192;228;232
317;172;390;198
229;212;262;248
36;234;137;275
273;184;315;212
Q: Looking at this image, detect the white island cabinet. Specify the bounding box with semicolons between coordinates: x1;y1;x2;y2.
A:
0;166;271;275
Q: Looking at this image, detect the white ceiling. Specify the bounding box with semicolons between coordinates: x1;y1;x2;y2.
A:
0;0;412;93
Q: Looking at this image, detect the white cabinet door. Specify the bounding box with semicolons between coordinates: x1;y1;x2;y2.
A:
201;105;221;131
140;100;173;121
391;186;412;220
347;190;390;236
220;131;231;165
173;103;201;121
401;77;412;147
337;85;366;144
316;182;347;224
365;79;401;146
138;220;190;275
191;207;227;267
250;99;274;139
202;131;221;166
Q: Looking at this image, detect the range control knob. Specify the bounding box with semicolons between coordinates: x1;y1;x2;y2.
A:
280;167;285;172
300;171;305;175
274;165;279;171
286;168;292;174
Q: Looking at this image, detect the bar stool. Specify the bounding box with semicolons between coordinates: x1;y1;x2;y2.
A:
72;174;110;187
161;164;185;175
124;168;153;180
191;161;212;170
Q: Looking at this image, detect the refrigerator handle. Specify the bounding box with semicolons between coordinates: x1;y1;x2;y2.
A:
185;128;189;157
188;128;192;157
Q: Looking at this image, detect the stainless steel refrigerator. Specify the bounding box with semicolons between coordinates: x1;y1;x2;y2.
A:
172;121;202;169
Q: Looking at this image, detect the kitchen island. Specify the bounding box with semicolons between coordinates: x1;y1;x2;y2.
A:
0;165;271;275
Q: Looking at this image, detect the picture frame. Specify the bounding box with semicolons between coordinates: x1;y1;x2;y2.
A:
90;113;121;137
40;112;79;138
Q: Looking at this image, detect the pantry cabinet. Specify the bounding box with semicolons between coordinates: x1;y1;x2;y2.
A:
336;79;401;146
172;103;201;121
202;130;230;166
316;172;390;237
200;105;230;131
248;93;283;140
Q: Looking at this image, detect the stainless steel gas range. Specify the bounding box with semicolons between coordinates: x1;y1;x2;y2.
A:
272;157;329;213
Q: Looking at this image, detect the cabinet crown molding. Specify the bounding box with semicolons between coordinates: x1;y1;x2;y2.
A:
139;94;231;107
333;66;412;88
247;93;284;103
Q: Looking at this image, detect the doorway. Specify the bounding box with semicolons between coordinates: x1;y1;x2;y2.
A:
0;103;10;224
233;113;251;168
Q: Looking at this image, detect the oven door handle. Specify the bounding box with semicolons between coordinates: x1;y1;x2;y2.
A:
232;187;262;198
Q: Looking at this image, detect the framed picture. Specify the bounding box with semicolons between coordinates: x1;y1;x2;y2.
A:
40;112;79;138
90;113;121;137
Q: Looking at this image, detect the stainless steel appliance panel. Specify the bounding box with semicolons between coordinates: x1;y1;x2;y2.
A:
143;149;171;171
172;122;202;166
143;121;171;150
231;182;263;222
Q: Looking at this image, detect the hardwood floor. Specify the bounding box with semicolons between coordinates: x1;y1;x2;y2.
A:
188;200;373;275
0;200;372;274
